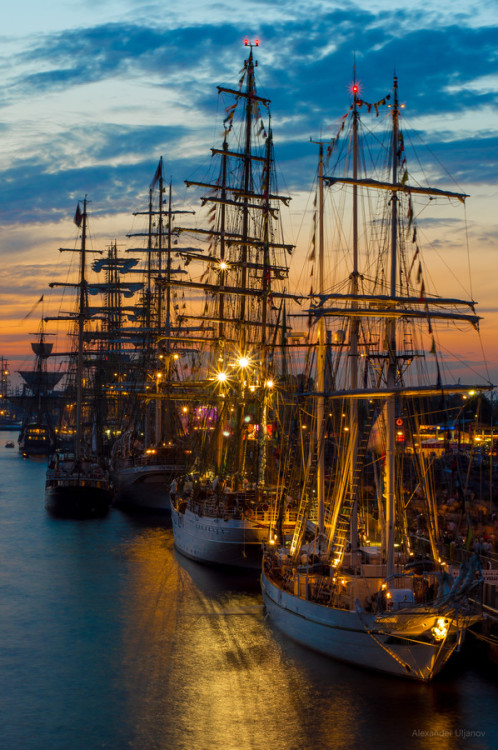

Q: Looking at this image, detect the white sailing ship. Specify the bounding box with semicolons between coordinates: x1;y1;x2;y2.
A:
261;75;488;680
171;41;298;567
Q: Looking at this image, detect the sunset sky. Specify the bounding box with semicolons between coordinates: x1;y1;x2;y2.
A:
1;0;497;388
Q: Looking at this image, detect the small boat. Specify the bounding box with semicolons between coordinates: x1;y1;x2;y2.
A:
5;440;15;448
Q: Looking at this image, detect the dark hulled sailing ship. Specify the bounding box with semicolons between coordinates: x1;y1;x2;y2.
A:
110;159;194;511
17;320;62;456
45;199;113;518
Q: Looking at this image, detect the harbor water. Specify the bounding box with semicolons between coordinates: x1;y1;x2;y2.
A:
1;431;497;750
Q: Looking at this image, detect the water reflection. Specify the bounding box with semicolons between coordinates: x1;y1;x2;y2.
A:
116;528;496;750
120;533;309;750
0;440;496;750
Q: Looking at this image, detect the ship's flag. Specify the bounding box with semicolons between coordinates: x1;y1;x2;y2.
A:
74;203;82;227
406;196;413;232
151;157;163;189
407;245;419;282
23;295;44;320
224;103;237;126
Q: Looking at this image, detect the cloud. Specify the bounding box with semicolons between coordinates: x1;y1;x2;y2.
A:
9;22;247;102
0;120;205;225
7;11;497;118
1;10;497;238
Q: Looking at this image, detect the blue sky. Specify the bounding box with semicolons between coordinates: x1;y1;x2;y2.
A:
1;0;497;381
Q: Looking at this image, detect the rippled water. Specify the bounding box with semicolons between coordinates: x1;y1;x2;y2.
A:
0;431;497;750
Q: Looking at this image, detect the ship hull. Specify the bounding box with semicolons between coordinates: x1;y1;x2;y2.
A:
261;571;464;681
113;465;174;513
45;484;111;519
171;502;268;569
21;442;53;456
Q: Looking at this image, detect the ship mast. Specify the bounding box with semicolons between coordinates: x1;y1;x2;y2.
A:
215;134;229;473
127;158;193;447
177;41;292;482
75;197;88;463
257;124;273;487
349;75;360;551
385;75;399;578
236;44;256;473
311;139;326;534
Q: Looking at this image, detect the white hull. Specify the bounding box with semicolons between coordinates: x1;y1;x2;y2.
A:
261;571;465;681
171;502;269;569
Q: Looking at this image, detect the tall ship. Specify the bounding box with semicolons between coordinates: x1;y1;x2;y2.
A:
261;76;488;680
170;41;298;567
17;320;63;456
44;198;113;518
110;159;193;512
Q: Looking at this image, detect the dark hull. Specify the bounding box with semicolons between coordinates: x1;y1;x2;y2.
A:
114;479;172;514
115;489;172;514
45;484;111;519
20;443;53;456
112;464;181;513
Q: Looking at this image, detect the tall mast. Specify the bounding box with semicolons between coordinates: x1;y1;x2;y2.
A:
352;74;360;297
165;180;173;352
236;42;255;473
156;156;164;337
349;75;360;550
315;140;326;534
257;125;272;486
75;197;88;463
215;136;229;474
218;136;228;342
155;157;165;446
146;187;154;331
238;46;255;335
385;75;399;577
